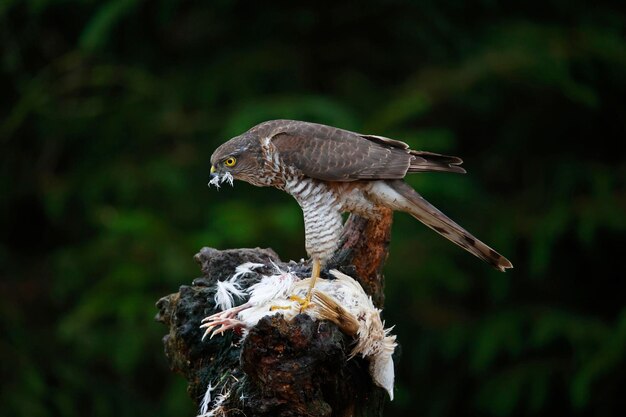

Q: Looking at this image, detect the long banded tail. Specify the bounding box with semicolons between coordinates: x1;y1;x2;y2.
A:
385;181;513;272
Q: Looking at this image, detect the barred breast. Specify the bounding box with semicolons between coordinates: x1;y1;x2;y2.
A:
285;178;344;264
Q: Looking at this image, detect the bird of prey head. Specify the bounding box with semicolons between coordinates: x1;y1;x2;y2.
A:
209;134;265;187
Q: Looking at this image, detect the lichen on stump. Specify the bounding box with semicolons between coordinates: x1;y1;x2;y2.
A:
155;213;394;417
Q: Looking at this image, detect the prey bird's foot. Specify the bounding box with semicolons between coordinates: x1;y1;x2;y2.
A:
200;317;246;340
201;302;251;324
200;302;252;340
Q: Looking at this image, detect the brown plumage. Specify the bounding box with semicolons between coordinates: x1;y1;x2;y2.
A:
210;120;512;272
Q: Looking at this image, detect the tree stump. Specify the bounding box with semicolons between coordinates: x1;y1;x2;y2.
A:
155;211;394;417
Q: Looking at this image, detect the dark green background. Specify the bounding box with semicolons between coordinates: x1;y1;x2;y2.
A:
2;1;625;416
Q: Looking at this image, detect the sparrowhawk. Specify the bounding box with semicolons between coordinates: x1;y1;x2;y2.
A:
209;120;513;306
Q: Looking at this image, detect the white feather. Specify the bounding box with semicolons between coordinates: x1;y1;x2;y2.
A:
198;388;230;417
230;262;265;283
246;271;299;306
198;382;215;417
207;172;235;189
214;280;246;311
213;262;264;311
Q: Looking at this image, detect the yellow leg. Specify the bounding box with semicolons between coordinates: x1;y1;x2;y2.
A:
298;259;321;312
306;259;321;302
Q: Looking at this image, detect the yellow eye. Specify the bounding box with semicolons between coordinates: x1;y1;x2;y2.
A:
224;157;237;167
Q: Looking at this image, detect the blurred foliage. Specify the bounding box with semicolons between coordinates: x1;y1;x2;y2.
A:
1;1;626;416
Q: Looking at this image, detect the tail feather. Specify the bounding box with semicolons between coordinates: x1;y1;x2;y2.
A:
407;150;467;174
359;133;466;174
384;181;513;272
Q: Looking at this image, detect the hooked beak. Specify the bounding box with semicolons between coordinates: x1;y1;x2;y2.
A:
210;165;218;179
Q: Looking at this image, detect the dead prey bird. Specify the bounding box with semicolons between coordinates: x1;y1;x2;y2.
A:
201;264;397;400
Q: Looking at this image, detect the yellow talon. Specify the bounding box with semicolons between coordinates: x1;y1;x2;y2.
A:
298;299;313;313
289;294;307;303
269;305;291;311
